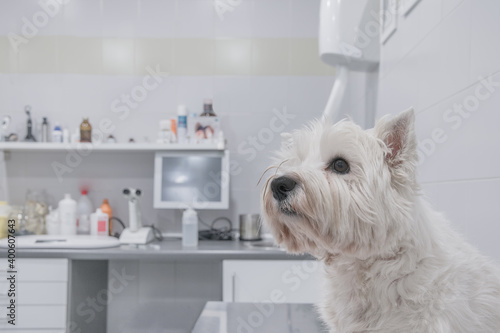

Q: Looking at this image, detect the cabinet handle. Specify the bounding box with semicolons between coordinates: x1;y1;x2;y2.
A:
232;273;236;303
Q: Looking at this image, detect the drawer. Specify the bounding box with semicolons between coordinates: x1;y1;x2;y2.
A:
0;259;68;282
0;281;67;305
0;304;66;329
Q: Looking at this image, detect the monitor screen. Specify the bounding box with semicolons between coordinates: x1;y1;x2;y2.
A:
154;151;229;209
161;156;222;203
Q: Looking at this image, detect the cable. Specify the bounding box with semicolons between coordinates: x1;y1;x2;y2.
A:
211;217;232;230
148;224;164;242
110;216;163;242
198;216;236;241
110;216;126;238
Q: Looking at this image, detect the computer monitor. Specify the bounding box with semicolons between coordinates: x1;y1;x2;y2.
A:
153;150;230;209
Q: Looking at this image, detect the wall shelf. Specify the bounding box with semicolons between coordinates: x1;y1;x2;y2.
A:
0;142;224;153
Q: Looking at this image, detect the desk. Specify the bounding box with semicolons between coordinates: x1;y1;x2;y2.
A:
0;240;315;332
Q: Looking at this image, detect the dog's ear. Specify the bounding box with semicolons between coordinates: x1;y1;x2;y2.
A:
375;108;418;180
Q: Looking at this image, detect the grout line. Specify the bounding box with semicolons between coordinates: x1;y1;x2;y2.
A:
415;68;500;116
421;176;500;186
378;0;469;84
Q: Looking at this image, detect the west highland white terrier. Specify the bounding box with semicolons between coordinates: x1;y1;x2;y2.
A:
261;109;500;332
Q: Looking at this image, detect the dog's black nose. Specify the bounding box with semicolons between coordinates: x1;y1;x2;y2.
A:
271;176;297;201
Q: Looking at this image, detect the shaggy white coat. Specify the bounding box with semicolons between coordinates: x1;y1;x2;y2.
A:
261;109;500;332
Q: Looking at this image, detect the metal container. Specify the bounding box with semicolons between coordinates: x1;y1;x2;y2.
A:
239;214;262;241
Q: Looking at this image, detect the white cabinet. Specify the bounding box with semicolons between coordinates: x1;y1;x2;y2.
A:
223;260;322;304
0;259;68;332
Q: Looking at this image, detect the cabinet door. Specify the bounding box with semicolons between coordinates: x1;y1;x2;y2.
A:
223;260;322;304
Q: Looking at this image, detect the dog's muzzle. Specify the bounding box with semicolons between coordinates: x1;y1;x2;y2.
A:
271;176;297;201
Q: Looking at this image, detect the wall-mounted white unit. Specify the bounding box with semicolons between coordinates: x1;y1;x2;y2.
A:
319;0;380;128
319;0;380;71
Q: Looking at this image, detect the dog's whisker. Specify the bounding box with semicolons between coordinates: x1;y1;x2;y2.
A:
256;165;278;186
274;159;289;176
261;176;274;202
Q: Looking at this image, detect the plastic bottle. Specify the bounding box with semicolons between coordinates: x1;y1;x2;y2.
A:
170;118;177;143
41;117;48;142
90;208;109;236
59;194;77;235
45;207;60;235
52;123;63;143
71;128;80;143
182;208;198;247
77;190;93;235
100;199;113;235
157;120;171;144
177;105;188;144
0;201;10;239
62;128;70;143
188;112;198;144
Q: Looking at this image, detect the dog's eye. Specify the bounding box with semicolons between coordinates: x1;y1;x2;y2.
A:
330;158;350;174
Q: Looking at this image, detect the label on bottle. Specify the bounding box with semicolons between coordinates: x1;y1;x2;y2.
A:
97;219;107;233
178;115;187;128
81;129;91;143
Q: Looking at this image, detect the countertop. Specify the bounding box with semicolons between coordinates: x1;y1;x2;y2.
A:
192;301;325;333
0;239;314;261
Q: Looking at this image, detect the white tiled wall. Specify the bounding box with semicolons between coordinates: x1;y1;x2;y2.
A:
0;0;333;231
377;0;500;261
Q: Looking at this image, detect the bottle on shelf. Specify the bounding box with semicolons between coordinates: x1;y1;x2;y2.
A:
59;194;77;235
62;128;70;143
71;128;80;143
90;208;109;236
52;123;63;143
45;206;60;235
182;207;198;247
100;199;113;236
170;118;177;143
196;98;219;143
200;99;216;117
41;117;48;142
80;118;92;143
77;190;93;235
177;105;188;144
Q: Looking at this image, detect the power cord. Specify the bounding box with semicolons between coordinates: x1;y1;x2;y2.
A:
148;224;164;242
110;216;126;238
198;216;237;241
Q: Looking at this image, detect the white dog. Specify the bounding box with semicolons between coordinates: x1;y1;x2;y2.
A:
261;109;500;332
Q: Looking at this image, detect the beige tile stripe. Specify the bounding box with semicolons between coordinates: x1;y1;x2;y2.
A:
0;36;335;76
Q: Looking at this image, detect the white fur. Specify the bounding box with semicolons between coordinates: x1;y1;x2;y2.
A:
261;109;500;332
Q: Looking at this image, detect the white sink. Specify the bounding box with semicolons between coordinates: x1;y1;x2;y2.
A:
0;234;120;249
